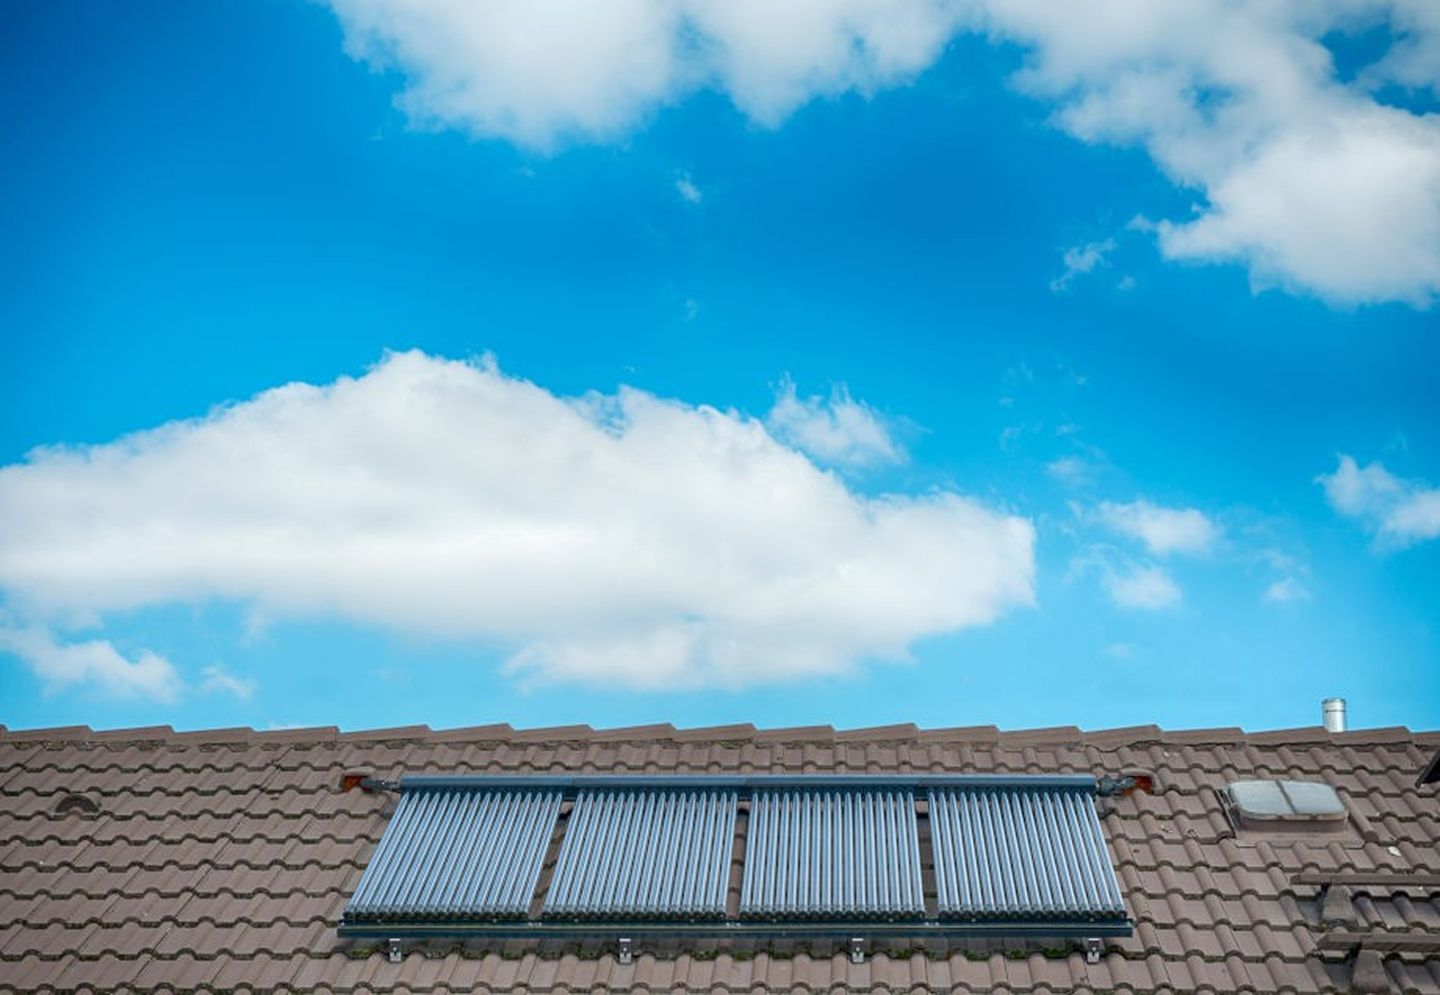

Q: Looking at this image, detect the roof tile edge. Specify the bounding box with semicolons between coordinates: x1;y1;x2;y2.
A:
0;721;1432;746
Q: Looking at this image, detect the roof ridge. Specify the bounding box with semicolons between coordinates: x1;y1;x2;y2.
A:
1;720;1432;747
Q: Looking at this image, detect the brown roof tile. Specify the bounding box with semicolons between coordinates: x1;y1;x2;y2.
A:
88;725;178;742
916;723;1002;743
335;724;434;742
1;724;95;743
671;722;758;742
996;725;1085;745
251;725;341;745
751;724;836;742
2;720;1437;993
506;724;595;743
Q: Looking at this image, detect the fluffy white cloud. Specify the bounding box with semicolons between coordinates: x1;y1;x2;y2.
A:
1317;454;1440;546
0;352;1034;690
327;1;1440;305
0;626;181;702
1359;0;1440;96
330;0;685;148
765;378;904;468
977;1;1440;306
1096;499;1219;556
683;0;963;126
329;0;962;148
1050;238;1115;292
1103;563;1181;611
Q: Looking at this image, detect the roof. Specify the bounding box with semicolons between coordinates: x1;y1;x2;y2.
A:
2;720;1438;994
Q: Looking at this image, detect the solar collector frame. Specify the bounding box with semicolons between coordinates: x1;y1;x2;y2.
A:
339;773;1132;939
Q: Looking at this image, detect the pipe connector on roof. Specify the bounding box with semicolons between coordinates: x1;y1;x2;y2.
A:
340;769;373;792
1095;773;1154;797
341;768;399;793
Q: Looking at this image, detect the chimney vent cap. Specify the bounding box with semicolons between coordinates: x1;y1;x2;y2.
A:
1322;697;1347;733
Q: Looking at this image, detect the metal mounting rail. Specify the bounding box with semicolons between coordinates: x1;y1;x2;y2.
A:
338;919;1134;941
378;773;1098;795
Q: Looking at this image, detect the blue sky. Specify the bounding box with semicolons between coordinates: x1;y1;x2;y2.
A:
2;1;1438;736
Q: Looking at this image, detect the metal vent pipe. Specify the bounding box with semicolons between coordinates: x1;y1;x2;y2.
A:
1322;697;1347;733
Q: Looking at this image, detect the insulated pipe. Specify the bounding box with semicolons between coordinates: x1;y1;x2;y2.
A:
396;773;1097;794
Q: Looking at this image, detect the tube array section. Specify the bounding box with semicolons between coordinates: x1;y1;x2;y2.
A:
739;788;925;919
345;788;562;921
928;787;1126;921
544;788;737;920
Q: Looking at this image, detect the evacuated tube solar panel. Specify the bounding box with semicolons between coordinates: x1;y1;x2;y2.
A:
543;788;737;920
928;787;1127;921
739;788;925;919
344;788;562;921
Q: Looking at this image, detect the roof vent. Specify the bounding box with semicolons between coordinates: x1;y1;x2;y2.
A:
1322;697;1347;733
53;792;101;818
1224;779;1346;832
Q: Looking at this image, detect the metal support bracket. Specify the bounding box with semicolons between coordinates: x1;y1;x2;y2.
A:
1084;938;1103;964
850;937;865;964
617;937;633;965
387;938;403;964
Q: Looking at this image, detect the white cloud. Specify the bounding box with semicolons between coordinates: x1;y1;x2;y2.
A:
1103;564;1181;611
1361;1;1440;96
1050;238;1115;292
0;352;1034;690
328;0;963;149
0;626;181;702
765;377;904;468
975;2;1440;306
1263;576;1310;604
1317;454;1440;546
329;0;686;149
327;1;1440;305
199;665;257;700
683;0;963;126
675;172;703;204
1096;499;1219;556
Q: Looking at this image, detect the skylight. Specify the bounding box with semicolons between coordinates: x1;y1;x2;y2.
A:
1225;779;1347;830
